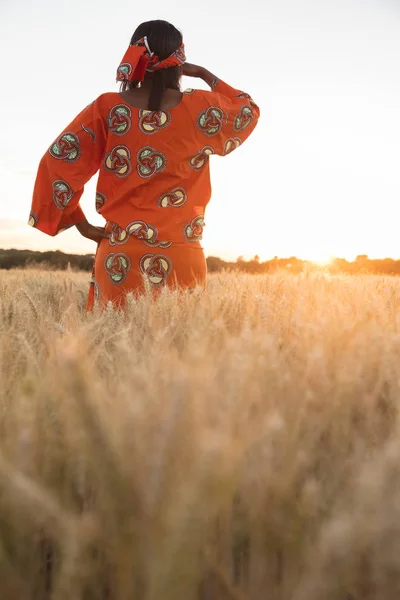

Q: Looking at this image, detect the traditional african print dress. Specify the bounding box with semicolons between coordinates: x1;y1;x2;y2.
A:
30;80;260;308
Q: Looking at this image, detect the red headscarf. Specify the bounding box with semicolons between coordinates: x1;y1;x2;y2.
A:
116;36;186;83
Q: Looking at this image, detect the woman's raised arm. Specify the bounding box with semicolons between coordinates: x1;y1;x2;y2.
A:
183;63;260;156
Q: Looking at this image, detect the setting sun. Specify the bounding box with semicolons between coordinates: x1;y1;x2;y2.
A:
310;253;335;266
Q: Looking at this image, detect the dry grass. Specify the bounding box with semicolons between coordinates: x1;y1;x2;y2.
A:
1;268;400;599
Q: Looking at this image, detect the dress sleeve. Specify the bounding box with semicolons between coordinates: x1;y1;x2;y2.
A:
198;79;260;157
29;97;107;236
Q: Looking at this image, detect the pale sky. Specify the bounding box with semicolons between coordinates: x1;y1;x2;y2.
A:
0;0;399;261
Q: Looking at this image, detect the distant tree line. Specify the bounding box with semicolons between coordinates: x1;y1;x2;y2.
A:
0;249;93;271
1;249;400;275
208;254;400;275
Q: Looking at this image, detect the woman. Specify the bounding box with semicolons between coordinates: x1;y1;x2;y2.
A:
30;20;260;309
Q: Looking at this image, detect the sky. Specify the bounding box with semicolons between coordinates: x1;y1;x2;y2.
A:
0;0;399;261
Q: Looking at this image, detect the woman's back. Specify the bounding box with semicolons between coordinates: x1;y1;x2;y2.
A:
33;81;258;242
119;86;183;111
29;20;260;308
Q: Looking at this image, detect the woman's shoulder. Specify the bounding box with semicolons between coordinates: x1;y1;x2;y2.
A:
182;87;225;112
89;92;126;115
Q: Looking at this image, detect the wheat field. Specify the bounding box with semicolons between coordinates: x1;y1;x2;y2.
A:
1;268;400;599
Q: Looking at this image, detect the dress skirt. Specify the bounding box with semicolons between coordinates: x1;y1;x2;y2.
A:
87;221;207;310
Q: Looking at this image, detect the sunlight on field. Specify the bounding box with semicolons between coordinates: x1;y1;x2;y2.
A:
1;268;400;599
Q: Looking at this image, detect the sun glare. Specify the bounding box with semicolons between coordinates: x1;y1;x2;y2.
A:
310;253;335;266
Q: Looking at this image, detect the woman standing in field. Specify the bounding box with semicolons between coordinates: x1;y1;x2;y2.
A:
30;20;260;309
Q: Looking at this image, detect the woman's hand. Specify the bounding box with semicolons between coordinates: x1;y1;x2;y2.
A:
76;220;109;244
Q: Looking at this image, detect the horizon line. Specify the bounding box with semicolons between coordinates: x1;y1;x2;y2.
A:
2;247;400;264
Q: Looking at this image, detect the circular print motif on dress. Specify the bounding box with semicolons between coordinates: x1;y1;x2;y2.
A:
189;146;214;171
140;254;173;287
223;137;242;156
49;132;81;163
138;110;171;135
109;222;129;246
108;104;132;136
104;145;132;178
233;105;254;132
126;221;158;245
126;221;172;248
28;211;38;228
104;252;131;285
183;215;205;242
95;192;107;212
137;146;167;178
158;187;187;208
196;106;225;137
90;275;101;303
52;180;73;210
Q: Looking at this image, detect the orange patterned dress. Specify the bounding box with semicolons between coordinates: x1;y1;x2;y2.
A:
30;80;260;308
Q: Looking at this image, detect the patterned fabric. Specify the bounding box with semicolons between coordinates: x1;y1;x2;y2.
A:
116;37;186;83
30;79;260;308
89;234;207;308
